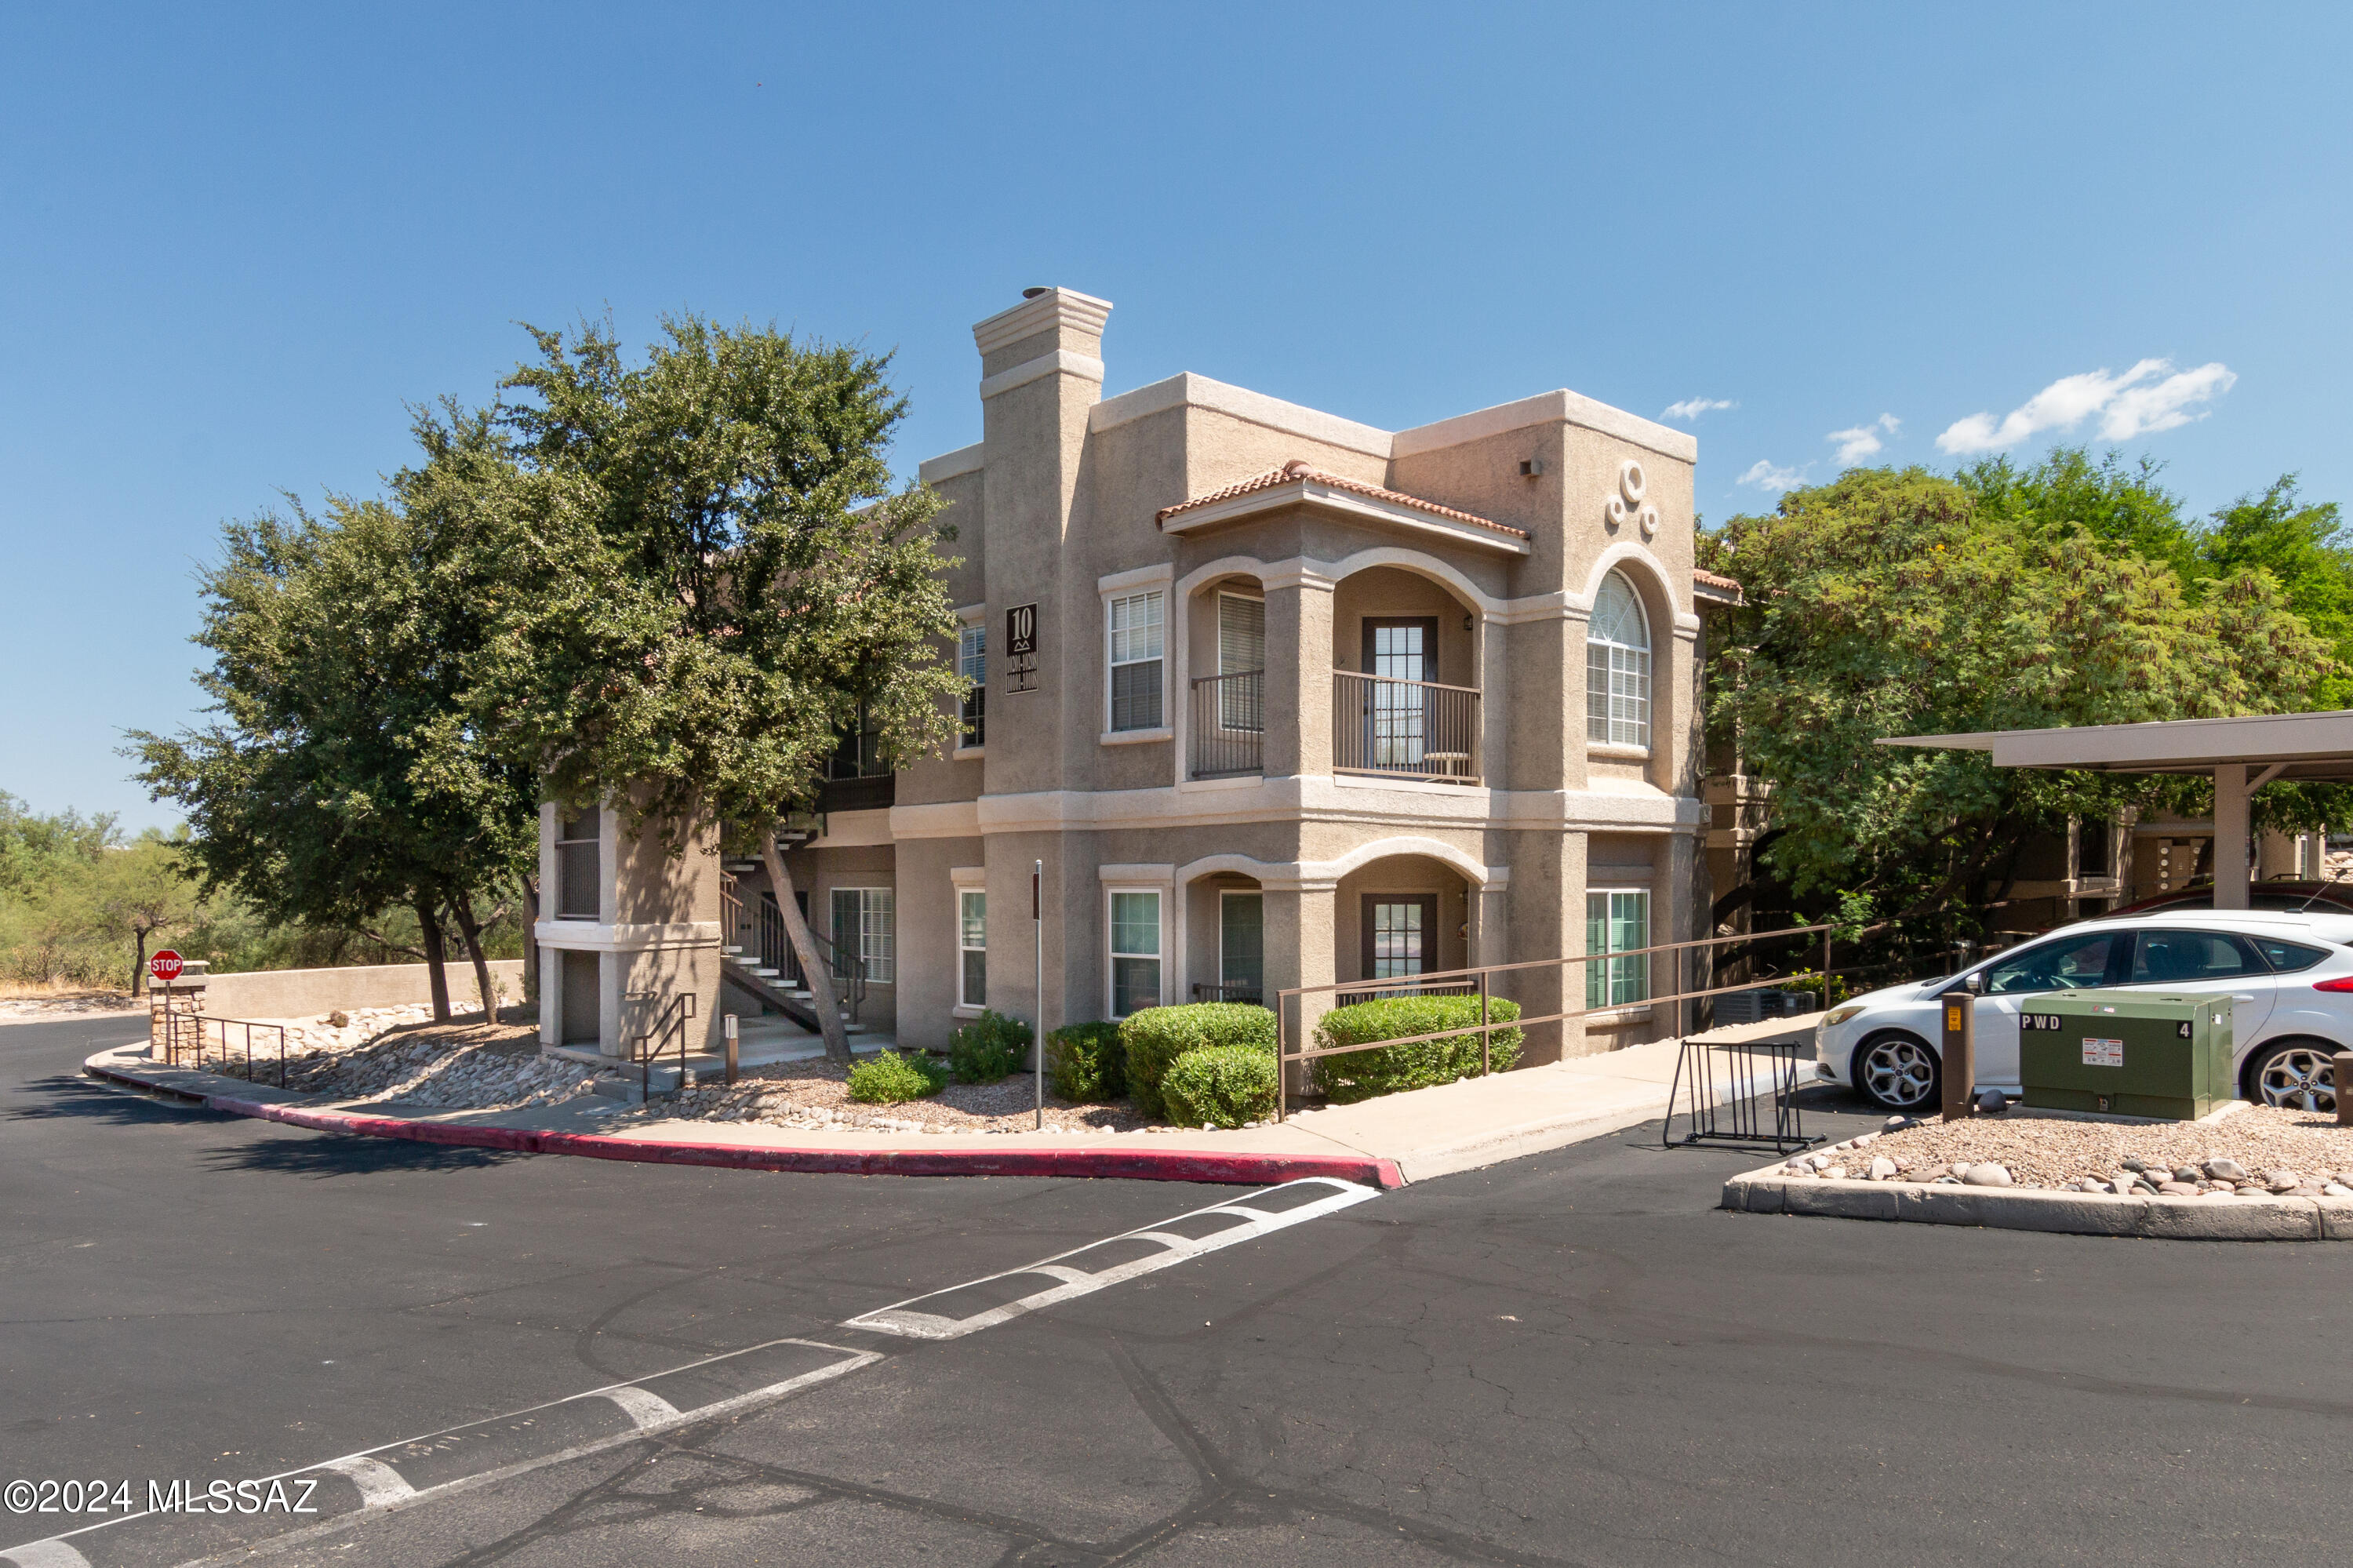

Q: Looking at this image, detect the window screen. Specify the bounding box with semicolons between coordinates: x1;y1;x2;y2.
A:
1109;591;1165;731
1111;890;1161;1016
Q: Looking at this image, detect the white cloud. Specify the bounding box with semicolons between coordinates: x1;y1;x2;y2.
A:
1662;396;1737;421
1937;360;2235;454
1737;459;1805;492
1827;413;1901;466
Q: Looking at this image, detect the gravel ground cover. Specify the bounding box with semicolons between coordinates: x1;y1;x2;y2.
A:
189;1008;606;1110
2;991;138;1023
1774;1105;2353;1197
611;1057;1155;1137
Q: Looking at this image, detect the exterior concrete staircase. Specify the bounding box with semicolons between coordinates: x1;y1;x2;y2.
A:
718;943;870;1040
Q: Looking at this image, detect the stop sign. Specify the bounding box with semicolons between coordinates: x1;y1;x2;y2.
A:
149;950;184;984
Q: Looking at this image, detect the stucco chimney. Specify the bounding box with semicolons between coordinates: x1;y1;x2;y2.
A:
972;286;1112;387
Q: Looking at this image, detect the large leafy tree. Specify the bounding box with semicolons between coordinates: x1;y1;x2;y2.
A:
132;484;539;1022
1700;464;2334;941
453;314;962;1060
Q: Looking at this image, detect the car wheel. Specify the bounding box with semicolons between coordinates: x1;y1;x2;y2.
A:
2249;1039;2340;1113
1853;1031;1940;1112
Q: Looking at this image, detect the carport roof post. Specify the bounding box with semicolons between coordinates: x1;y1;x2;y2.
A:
1879;708;2353;912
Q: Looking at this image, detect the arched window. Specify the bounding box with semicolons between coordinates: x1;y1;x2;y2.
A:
1586;570;1650;748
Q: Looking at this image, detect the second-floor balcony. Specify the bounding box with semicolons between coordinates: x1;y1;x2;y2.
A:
1188;670;1264;777
1186;668;1482;784
1333;670;1481;784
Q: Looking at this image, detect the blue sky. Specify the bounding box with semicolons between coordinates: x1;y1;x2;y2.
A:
5;2;2348;829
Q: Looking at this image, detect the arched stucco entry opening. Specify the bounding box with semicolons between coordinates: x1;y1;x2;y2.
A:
1182;869;1266;1002
1333;853;1474;1001
1329;564;1484;784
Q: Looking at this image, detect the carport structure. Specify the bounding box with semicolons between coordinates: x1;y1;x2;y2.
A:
1882;709;2353;910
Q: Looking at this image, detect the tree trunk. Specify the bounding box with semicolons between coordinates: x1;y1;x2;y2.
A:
414;897;453;1022
449;895;500;1024
520;875;540;1004
758;830;849;1064
132;926;149;998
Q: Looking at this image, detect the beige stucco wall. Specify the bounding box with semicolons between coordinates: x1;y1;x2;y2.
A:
202;961;525;1020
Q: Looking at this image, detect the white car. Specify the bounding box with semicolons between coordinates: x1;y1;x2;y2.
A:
1815;908;2353;1113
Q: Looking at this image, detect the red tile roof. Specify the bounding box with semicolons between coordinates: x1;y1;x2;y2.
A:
1693;567;1744;604
1157;459;1532;540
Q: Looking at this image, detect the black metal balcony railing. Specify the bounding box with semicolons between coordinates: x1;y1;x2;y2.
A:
1333;671;1481;783
1189;669;1264;778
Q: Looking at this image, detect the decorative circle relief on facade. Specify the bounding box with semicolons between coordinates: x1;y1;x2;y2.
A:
1604;460;1653;535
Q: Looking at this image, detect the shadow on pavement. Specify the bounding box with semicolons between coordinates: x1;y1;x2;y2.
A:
200;1129;529;1178
5;1071;240;1124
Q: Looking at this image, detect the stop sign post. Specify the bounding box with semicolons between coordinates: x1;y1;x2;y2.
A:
149;950;184;986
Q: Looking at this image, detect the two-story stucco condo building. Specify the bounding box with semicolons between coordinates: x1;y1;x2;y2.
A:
535;286;1738;1070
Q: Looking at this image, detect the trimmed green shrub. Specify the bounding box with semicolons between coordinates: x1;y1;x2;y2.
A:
1309;995;1522;1104
949;1010;1032;1083
1161;1045;1278;1129
846;1049;949;1104
1045;1020;1126;1102
1119;1002;1277;1119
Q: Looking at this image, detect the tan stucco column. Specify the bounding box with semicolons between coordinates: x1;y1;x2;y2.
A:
1502;828;1588;1064
1264;879;1337;1096
1264;574;1333;778
2213;764;2251;910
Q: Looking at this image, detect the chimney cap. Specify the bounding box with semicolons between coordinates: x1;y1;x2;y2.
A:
1022;286;1049;299
973;288;1114;358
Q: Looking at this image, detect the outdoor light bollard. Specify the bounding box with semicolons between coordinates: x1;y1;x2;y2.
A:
1940;987;1976;1123
724;1013;739;1086
2336;1051;2353;1127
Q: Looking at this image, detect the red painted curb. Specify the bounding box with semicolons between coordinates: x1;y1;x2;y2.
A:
86;1057;1406;1189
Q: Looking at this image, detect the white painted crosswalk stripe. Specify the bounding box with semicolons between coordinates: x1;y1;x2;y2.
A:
842;1177;1382;1341
595;1384;682;1429
5;1181;1382;1566
321;1455;416;1506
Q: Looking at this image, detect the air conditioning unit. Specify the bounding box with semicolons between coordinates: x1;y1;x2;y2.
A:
1714;988;1819;1026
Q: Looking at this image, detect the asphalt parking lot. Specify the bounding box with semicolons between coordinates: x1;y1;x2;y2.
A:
6;1013;2351;1566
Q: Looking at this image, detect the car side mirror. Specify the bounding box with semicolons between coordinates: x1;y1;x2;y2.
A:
1964;973;1984;995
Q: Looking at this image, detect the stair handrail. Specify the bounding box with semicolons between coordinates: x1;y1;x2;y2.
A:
806;924;868;1023
623;989;696;1097
751;890;865;1025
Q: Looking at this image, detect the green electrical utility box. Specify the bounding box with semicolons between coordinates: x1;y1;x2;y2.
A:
2020;990;2235;1120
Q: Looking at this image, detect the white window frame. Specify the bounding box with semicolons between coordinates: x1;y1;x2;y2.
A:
956;888;986;1009
831;886;896;986
1584;886;1651;1013
1105;587;1168;736
1586;569;1652;751
1106;885;1165;1019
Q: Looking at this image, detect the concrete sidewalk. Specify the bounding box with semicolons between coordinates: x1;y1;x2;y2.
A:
84;1019;1817;1188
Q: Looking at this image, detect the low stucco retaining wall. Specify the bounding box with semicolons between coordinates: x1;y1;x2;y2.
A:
1724;1160;2353;1241
187;961;523;1020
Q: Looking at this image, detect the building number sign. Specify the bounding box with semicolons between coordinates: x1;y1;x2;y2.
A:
1006;602;1038;693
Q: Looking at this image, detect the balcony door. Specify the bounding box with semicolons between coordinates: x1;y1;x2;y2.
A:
1362;617;1435;770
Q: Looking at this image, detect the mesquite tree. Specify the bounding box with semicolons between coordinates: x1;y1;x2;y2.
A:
133;489;538;1023
456;315;962;1062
